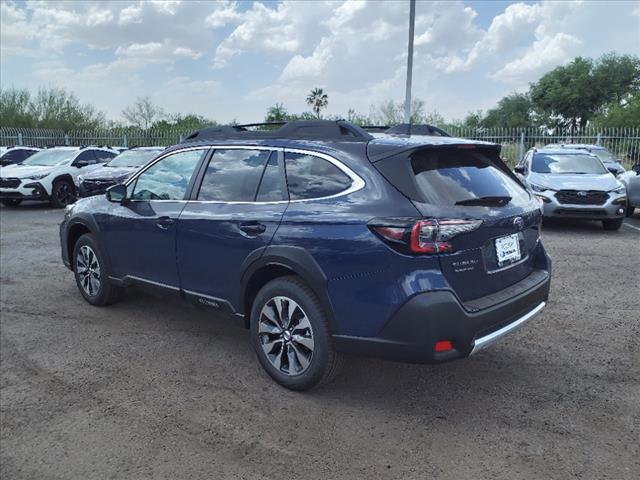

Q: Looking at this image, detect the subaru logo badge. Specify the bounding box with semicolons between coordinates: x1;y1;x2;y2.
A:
513;217;525;230
577;191;587;197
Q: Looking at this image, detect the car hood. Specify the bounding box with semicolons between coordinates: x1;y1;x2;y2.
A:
84;166;137;181
529;172;620;191
0;164;55;179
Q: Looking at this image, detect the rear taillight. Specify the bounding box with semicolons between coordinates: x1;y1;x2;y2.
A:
370;218;482;255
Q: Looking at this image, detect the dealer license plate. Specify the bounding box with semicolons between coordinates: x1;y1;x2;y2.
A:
495;233;521;267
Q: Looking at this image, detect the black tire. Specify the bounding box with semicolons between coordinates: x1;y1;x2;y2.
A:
602;218;624;231
626;205;635;217
250;275;342;391
50;180;76;208
1;199;22;207
72;233;123;306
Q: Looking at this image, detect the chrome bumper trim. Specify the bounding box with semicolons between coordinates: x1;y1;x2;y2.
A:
470;301;546;355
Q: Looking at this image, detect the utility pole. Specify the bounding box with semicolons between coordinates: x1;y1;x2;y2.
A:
403;0;416;125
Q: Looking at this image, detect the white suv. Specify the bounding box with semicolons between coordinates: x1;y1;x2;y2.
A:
0;146;118;208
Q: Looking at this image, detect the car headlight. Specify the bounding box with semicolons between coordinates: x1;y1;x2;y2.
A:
529;183;552;193
609;185;626;194
24;173;49;180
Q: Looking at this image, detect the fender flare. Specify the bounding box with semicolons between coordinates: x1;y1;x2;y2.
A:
65;214;112;272
239;245;337;330
52;173;76;193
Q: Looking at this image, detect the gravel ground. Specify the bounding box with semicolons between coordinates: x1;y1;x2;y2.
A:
1;203;639;480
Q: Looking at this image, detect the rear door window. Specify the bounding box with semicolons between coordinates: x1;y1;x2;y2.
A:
197;149;272;202
284;152;352;200
410;149;529;206
256;154;285;202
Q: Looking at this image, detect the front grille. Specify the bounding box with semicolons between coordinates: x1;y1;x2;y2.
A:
0;178;21;188
82;179;115;193
555;208;607;216
555;190;608;205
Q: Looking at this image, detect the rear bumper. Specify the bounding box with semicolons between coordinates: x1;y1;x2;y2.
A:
332;267;551;364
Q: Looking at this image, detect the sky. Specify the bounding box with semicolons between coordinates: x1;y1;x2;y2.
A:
1;0;639;124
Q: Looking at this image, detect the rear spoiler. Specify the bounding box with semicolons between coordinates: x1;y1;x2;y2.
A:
367;141;501;164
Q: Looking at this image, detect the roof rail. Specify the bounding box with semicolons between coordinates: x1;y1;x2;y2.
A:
182;120;374;143
385;124;450;137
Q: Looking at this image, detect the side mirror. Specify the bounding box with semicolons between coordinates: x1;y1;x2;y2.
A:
607;167;619;175
514;166;525;175
74;160;91;168
106;184;127;203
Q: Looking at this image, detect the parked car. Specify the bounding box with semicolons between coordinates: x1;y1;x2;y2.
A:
545;143;626;175
60;120;551;390
619;162;640;216
0;146;118;207
515;148;627;230
78;146;165;197
0;146;42;166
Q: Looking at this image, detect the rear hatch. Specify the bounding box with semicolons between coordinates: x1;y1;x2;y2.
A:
369;141;542;301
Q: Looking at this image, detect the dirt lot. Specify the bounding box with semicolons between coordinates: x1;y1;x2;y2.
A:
1;203;639;480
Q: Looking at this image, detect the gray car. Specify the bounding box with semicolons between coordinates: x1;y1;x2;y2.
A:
515;148;627;230
619;162;640;216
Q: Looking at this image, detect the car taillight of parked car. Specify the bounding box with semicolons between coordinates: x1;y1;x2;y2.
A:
369;218;482;254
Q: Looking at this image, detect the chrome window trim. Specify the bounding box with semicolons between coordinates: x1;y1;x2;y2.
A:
124;144;365;204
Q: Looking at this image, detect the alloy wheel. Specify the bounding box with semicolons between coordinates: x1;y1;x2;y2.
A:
258;296;315;376
76;245;101;296
56;183;75;206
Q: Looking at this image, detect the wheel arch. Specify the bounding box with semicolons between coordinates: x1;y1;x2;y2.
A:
65;216;103;270
52;173;75;189
239;246;336;331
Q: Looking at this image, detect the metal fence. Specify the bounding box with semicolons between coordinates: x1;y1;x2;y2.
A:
1;126;638;169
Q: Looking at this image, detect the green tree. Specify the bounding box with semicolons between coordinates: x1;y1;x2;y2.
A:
369;98;428;125
482;93;532;128
0;87;105;130
265;103;290;122
593;53;640;105
306;88;328;119
122;96;164;129
592;92;640;128
529;54;640;130
0;88;33;127
152;113;214;131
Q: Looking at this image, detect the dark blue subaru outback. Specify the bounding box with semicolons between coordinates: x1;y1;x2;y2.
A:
60;121;551;390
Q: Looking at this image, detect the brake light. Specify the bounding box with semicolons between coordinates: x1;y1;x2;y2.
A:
435;340;453;352
370;218;482;255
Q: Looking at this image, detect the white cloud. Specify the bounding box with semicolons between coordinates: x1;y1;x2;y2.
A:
173;47;203;60
2;0;639;123
205;0;241;28
116;42;163;57
491;32;582;82
119;4;142;25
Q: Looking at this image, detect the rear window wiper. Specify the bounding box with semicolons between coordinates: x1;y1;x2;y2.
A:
455;196;512;206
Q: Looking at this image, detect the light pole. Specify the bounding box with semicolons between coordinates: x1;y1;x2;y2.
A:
403;0;416;125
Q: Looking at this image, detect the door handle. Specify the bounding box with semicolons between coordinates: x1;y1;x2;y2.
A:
239;222;266;236
156;216;175;230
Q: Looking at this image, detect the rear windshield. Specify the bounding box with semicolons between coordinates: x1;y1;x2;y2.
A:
531;153;607;174
409;149;529;206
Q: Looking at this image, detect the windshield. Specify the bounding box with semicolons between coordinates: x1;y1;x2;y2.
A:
21;149;77;166
531;153;608;174
107;149;162;168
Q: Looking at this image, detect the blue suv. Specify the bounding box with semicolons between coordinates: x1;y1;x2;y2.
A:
60;121;551;390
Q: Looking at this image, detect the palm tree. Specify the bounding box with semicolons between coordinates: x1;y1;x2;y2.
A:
306;88;328;119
